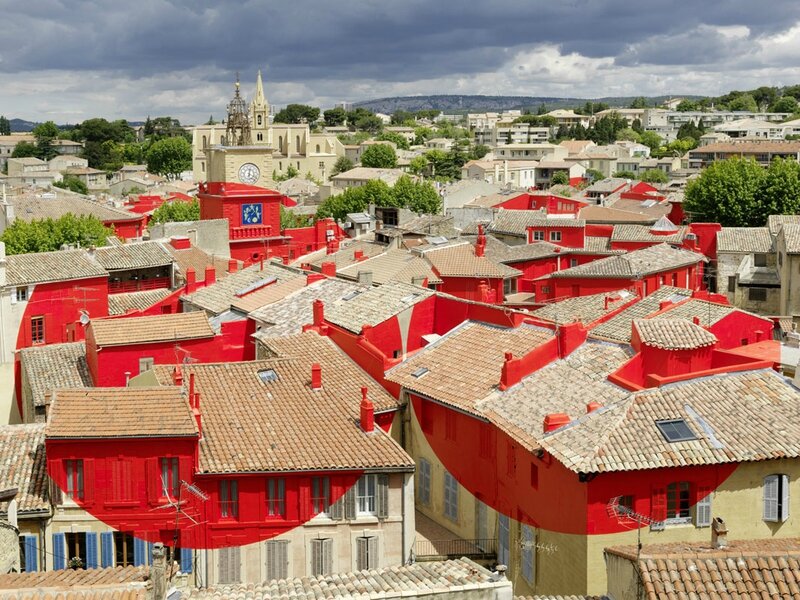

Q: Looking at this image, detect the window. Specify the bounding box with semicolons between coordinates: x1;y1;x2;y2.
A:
666;481;691;522
618;495;634;512
521;525;535;584
316;144;321;153
296;136;301;151
504;278;517;296
66;459;84;500
257;133;263;141
530;463;539;489
532;230;544;241
138;357;154;374
754;253;767;267
498;514;510;566
266;478;285;517
310;538;333;576
311;476;329;515
356;536;378;571
695;486;712;527
114;532;135;567
19;535;37;572
748;287;767;302
257;115;262;126
217;546;241;584
65;532;88;568
764;474;790;522
220;480;238;519
418;459;431;505
357;475;377;515
570;258;578;267
656;419;697;443
15;287;28;302
30;316;44;345
475;500;488;543
541;286;550;294
549;231;562;242
160;458;179;499
265;540;288;580
443;471;458;522
727;276;736;293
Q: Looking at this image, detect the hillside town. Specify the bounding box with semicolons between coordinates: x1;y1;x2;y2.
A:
4;21;800;599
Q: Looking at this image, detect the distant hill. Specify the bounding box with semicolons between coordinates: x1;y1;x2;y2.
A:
9;118;40;132
353;94;699;114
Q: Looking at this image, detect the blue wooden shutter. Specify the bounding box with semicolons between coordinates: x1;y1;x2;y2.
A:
180;547;193;573
86;532;98;569
133;537;146;566
24;536;38;572
52;533;66;570
101;532;114;568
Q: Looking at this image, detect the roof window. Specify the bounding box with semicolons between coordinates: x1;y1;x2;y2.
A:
257;369;279;383
655;419;697;443
411;367;429;379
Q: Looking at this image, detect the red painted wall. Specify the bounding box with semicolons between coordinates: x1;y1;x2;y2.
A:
107;218;145;241
437;276;505;303
527;225;585;249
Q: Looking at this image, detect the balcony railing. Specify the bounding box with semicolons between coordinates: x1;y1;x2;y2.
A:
413;538;497;561
230;225;278;240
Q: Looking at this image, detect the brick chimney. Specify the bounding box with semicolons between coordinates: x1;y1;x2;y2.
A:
320;261;336;277
711;517;727;548
204;264;216;285
169;235;191;250
543;413;570;433
360;387;374;433
476;224;486;257
311;363;322;390
228;258;238;273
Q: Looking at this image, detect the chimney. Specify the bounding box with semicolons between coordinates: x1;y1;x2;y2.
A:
172;365;183;386
692;316;701;326
188;373;196;406
185;267;196;290
478;280;490;303
326;239;340;255
586;401;602;413
204;264;216;285
476;224;486;257
227;258;238;273
313;299;324;326
659;300;672;311
357;270;373;286
306;272;325;285
311;363;322;390
360;324;373;340
360;387;375;433
320;261;336;277
354;249;364;261
543;413;570;433
711;517;727;548
151;543;167;600
169;235;191;250
604;296;610;310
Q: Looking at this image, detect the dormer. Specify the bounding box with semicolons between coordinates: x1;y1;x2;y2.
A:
632;318;717;383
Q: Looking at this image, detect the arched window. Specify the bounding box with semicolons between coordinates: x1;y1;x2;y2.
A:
296;136;301;151
278;136;283;152
315;144;320;153
202;135;207;148
257;115;262;126
257;133;263;141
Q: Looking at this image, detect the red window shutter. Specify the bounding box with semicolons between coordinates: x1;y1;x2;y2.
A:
179;457;192;487
651;487;666;522
82;459;95;505
146;458;161;505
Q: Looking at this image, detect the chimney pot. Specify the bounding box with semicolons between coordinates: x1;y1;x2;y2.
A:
604;296;610;310
172;365;183;386
357;270;373;286
354;249;364;260
169;235;191;250
659;300;672;311
320;261;336;277
360;386;375;433
311;363;322;390
543;412;570;433
188;373;196;406
586;401;602;413
185;266;196;289
692;316;701;326
711;516;727;548
504;351;513;362
204;264;216;285
228;258;238;273
312;299;325;326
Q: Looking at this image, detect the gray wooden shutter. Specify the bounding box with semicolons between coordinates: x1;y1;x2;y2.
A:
695;487;712;527
218;546;240;584
310;539;321;575
311;538;331;576
781;474;791;522
344;484;357;521
328;491;343;521
764;475;779;522
323;538;332;575
367;536;378;570
217;548;228;584
377;474;389;519
266;540;288;581
356;537;368;571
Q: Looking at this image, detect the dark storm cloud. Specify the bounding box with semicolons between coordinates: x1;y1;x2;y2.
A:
3;0;800;83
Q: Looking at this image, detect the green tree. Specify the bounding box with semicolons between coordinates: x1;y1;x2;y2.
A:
684;158;765;226
11;142;38;158
145;137;192;180
629;97;649;109
408;155;428;176
32;120;60;160
757;157;800;217
280;205;312;229
770;96;799;114
585;168;605;182
376;131;410;150
150;199;201;224
53;175;89;195
677;121;703;142
0;214;113;255
323;107;347;127
123;142;147;165
273;165;300;182
354;114;384;134
316;186;369;222
612;170;638;179
615;127;641;142
469;144;490;160
639;169;669;184
360;144;397;168
274;104;321;124
551;171;569;185
631;118;644;134
392;175;441;214
590;112;628;145
675;99;698;112
0;116;10;136
727;94;758;112
205;115;217;125
639;131;663;153
752;86;779;109
331;156;354;176
391;110;415;125
413;126;435;145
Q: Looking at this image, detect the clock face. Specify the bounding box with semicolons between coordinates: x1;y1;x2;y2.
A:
238;162;260;184
242;203;263;225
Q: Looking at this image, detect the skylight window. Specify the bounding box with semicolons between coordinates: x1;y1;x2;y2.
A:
640;200;657;208
655;419;697;443
257;369;279;383
400;293;420;303
342;290;363;301
411;367;429;379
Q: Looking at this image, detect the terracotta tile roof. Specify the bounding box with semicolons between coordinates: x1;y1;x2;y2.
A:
325;281;435;333
93;241;173;271
184;557;506;599
611;224;687;244
163;244;235;284
717;227;772;254
466;192;526;208
590;287;694;343
421;242;522;279
298;240;388;270
6;249;107;286
184;261;305;315
768;215;800;237
0;424;49;515
338;249;442;285
606;538;800;600
652;298;737;326
531;290;638;325
519;596;608;600
250;279;365;339
148;334;410;474
230;275;307;313
483;341;631;451
89;311;214;346
107;288;173;315
634;318;718;349
488;209;561;237
386;321;554;416
0;565;149;597
47;387;198;439
541;369;800;473
579;204;659;224
780;223;800;254
583;236;615;252
550;244;705;279
7;190;142;223
19;342;91;410
396;214;459;238
470;235;562;263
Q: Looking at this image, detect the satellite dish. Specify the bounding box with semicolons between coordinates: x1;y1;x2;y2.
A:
79;313;90;326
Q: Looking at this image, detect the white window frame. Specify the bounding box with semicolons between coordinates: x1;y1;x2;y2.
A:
764;474;790;523
549;231;562;242
356;474;377;516
532;230;544;241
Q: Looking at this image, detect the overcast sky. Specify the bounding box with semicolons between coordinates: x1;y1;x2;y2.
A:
3;0;800;125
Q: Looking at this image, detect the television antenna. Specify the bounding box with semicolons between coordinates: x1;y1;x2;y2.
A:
607;496;664;598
